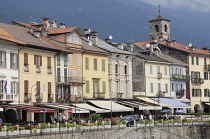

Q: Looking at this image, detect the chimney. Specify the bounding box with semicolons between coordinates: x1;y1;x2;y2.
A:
59;23;65;28
172;40;176;44
105;38;110;43
169;41;173;46
203;47;208;50
42;17;50;29
33;30;40;38
41;27;48;38
118;44;124;50
90;31;98;46
84;28;91;35
150;44;154;54
51;20;57;28
84;28;91;39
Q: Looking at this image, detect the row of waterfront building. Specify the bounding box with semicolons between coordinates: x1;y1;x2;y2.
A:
0;14;209;122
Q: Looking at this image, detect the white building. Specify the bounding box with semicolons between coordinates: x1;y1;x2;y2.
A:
98;39;134;99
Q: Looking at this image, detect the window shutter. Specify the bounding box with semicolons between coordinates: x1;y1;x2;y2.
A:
10;53;13;69
86;81;89;92
34;55;36;65
48;82;51;94
40;56;42;66
78;54;81;66
47;57;51;67
57;68;60;82
4;52;6;67
102;82;106;93
24;80;28;93
11;82;13;94
16;54;19;69
85;58;89;69
36;81;40;93
69;54;72;66
64;69;67;82
102;60;105;71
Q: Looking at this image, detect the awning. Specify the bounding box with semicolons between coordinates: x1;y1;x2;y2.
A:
0;104;58;113
89;100;133;112
204;103;210;106
137;97;171;107
116;100;162;110
36;103;89;113
151;98;192;108
176;98;190;103
73;103;110;113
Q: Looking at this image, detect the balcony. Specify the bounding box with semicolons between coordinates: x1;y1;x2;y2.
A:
0;93;18;102
24;64;29;72
204;65;210;71
171;74;190;81
191;78;204;84
35;93;43;103
36;65;41;73
176;89;185;99
57;76;85;84
48;94;54;103
24;93;31;102
57;94;83;103
94;92;105;99
116;93;123;99
157;73;162;79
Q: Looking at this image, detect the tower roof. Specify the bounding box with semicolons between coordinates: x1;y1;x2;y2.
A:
149;16;171;22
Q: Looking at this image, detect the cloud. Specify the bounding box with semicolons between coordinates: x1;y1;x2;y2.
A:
139;0;210;12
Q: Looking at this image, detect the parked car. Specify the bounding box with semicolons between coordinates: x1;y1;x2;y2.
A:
120;115;139;127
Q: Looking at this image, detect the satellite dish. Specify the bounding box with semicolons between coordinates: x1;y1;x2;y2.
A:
146;44;150;48
188;43;192;47
88;41;92;46
108;35;113;40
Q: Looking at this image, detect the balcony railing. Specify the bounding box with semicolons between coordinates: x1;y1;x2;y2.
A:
171;74;190;81
57;76;85;84
191;78;204;84
0;93;18;102
176;90;185;99
36;65;41;73
116;93;123;99
56;94;83;103
204;65;210;71
36;93;43;103
24;93;31;102
157;73;162;79
94;92;105;99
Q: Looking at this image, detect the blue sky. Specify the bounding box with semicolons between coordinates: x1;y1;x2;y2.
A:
140;0;210;12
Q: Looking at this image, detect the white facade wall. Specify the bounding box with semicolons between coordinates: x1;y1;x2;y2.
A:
145;62;171;97
0;44;19;104
108;54;133;99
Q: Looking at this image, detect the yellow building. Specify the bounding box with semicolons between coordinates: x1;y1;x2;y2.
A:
82;36;109;99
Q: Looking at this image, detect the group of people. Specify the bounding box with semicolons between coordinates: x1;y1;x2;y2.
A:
50;113;66;124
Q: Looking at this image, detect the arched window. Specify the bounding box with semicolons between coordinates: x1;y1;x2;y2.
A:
164;24;167;32
154;25;159;32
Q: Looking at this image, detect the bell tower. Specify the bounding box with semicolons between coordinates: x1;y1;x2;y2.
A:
149;6;171;41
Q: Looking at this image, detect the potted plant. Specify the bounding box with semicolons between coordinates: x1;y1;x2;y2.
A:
36;96;42;103
48;97;53;103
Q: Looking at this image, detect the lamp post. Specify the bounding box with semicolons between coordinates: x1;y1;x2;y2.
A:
110;93;116;128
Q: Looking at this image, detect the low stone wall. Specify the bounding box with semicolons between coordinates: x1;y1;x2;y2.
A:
2;125;210;139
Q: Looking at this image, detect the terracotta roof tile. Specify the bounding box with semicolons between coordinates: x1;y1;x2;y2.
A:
135;40;210;56
159;42;210;55
134;40;155;46
48;26;77;34
0;27;24;44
